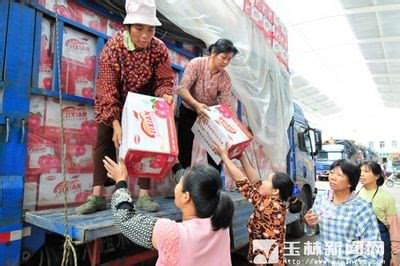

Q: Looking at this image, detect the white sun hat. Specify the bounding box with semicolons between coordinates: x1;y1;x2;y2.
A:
123;0;162;26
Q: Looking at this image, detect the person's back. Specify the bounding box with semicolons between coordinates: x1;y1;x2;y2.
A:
154;217;231;266
106;160;234;266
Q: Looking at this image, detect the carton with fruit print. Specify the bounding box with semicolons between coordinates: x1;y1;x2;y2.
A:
23;175;39;211
44;98;96;143
119;92;178;179
66;144;93;172
28;96;46;133
37;173;93;209
61;27;96;99
191;104;253;165
38;18;53;90
27;133;60;175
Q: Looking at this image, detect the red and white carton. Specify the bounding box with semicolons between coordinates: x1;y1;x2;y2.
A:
28;96;46;131
119;92;178;179
23;175;39;211
191;104;253;165
75;5;107;33
37;173;92;208
44;98;95;139
106;20;124;37
61;27;96;98
39;18;53;90
39;0;75;21
27;133;60;175
66;144;93;172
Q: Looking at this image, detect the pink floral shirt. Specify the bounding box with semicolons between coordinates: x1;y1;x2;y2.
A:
153;217;232;266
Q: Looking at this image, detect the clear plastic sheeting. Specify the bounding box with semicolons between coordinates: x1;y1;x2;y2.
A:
156;0;293;173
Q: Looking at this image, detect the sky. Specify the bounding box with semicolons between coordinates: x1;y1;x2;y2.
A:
266;0;400;142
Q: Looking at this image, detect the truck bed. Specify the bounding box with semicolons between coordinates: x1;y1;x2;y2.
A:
24;191;252;248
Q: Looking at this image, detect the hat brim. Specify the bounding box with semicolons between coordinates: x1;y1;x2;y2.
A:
123;15;162;26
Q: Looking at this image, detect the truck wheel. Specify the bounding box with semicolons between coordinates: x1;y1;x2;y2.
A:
386;179;394;187
288;188;311;238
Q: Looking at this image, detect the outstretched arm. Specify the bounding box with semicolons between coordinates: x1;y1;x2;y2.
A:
104;157;157;249
239;153;260;184
214;145;246;183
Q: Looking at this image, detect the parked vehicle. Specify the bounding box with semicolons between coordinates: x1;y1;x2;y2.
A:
315;139;362;192
386;162;400;187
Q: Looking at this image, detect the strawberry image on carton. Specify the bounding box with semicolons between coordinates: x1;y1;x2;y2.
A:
37;173;92;209
191;104;253;165
119;92;178;179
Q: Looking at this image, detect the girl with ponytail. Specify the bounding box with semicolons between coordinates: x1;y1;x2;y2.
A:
214;145;301;265
104;156;234;266
358;160;400;266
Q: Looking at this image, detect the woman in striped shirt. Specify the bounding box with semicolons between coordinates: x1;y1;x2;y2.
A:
173;39;238;175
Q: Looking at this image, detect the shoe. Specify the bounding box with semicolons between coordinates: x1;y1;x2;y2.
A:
173;168;186;183
136;195;160;212
75;195;106;215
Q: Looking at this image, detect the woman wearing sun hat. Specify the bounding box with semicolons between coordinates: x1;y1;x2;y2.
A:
77;0;175;214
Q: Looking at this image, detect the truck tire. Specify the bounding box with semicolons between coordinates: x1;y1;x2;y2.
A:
288;187;311;238
386;179;394;187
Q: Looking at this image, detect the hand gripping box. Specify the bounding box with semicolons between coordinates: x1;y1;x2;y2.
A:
119;92;178;179
191;104;253;165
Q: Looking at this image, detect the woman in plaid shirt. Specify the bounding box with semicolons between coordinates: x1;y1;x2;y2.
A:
305;159;383;265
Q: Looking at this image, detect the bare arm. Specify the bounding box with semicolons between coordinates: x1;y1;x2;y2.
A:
177;87;202;111
214;145;246;182
177;58;209;117
239;154;260;184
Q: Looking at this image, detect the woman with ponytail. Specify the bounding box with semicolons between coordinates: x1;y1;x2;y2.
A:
104;156;234;266
358;160;400;266
214;145;301;265
173;39;238;175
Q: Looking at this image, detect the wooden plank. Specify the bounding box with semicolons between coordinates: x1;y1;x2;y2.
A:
25;192;251;244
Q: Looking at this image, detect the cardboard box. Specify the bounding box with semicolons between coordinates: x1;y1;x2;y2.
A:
119;92;178;179
39;18;53;90
28;96;46;131
66;144;94;172
44;98;95;140
61;26;96;98
191;104;253;165
23;175;39;211
107;20;124;37
27;133;60;175
37;173;93;208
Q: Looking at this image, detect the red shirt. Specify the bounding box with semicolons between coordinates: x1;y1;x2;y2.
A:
95;31;175;125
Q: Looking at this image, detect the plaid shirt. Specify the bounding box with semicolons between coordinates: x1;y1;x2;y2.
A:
95;31;175;125
312;190;383;265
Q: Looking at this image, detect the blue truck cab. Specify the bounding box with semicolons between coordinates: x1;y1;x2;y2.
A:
316;139;358;182
285;103;322;237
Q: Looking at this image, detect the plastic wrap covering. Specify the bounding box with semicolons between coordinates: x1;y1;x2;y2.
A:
157;0;293;174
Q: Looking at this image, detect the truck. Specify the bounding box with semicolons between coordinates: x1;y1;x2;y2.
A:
316;139;360;182
0;0;321;265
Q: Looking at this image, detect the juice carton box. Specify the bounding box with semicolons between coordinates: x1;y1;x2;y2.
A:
191;104;252;165
119;92;178;179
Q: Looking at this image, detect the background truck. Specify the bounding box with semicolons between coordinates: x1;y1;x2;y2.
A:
0;0;320;265
316;139;361;182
